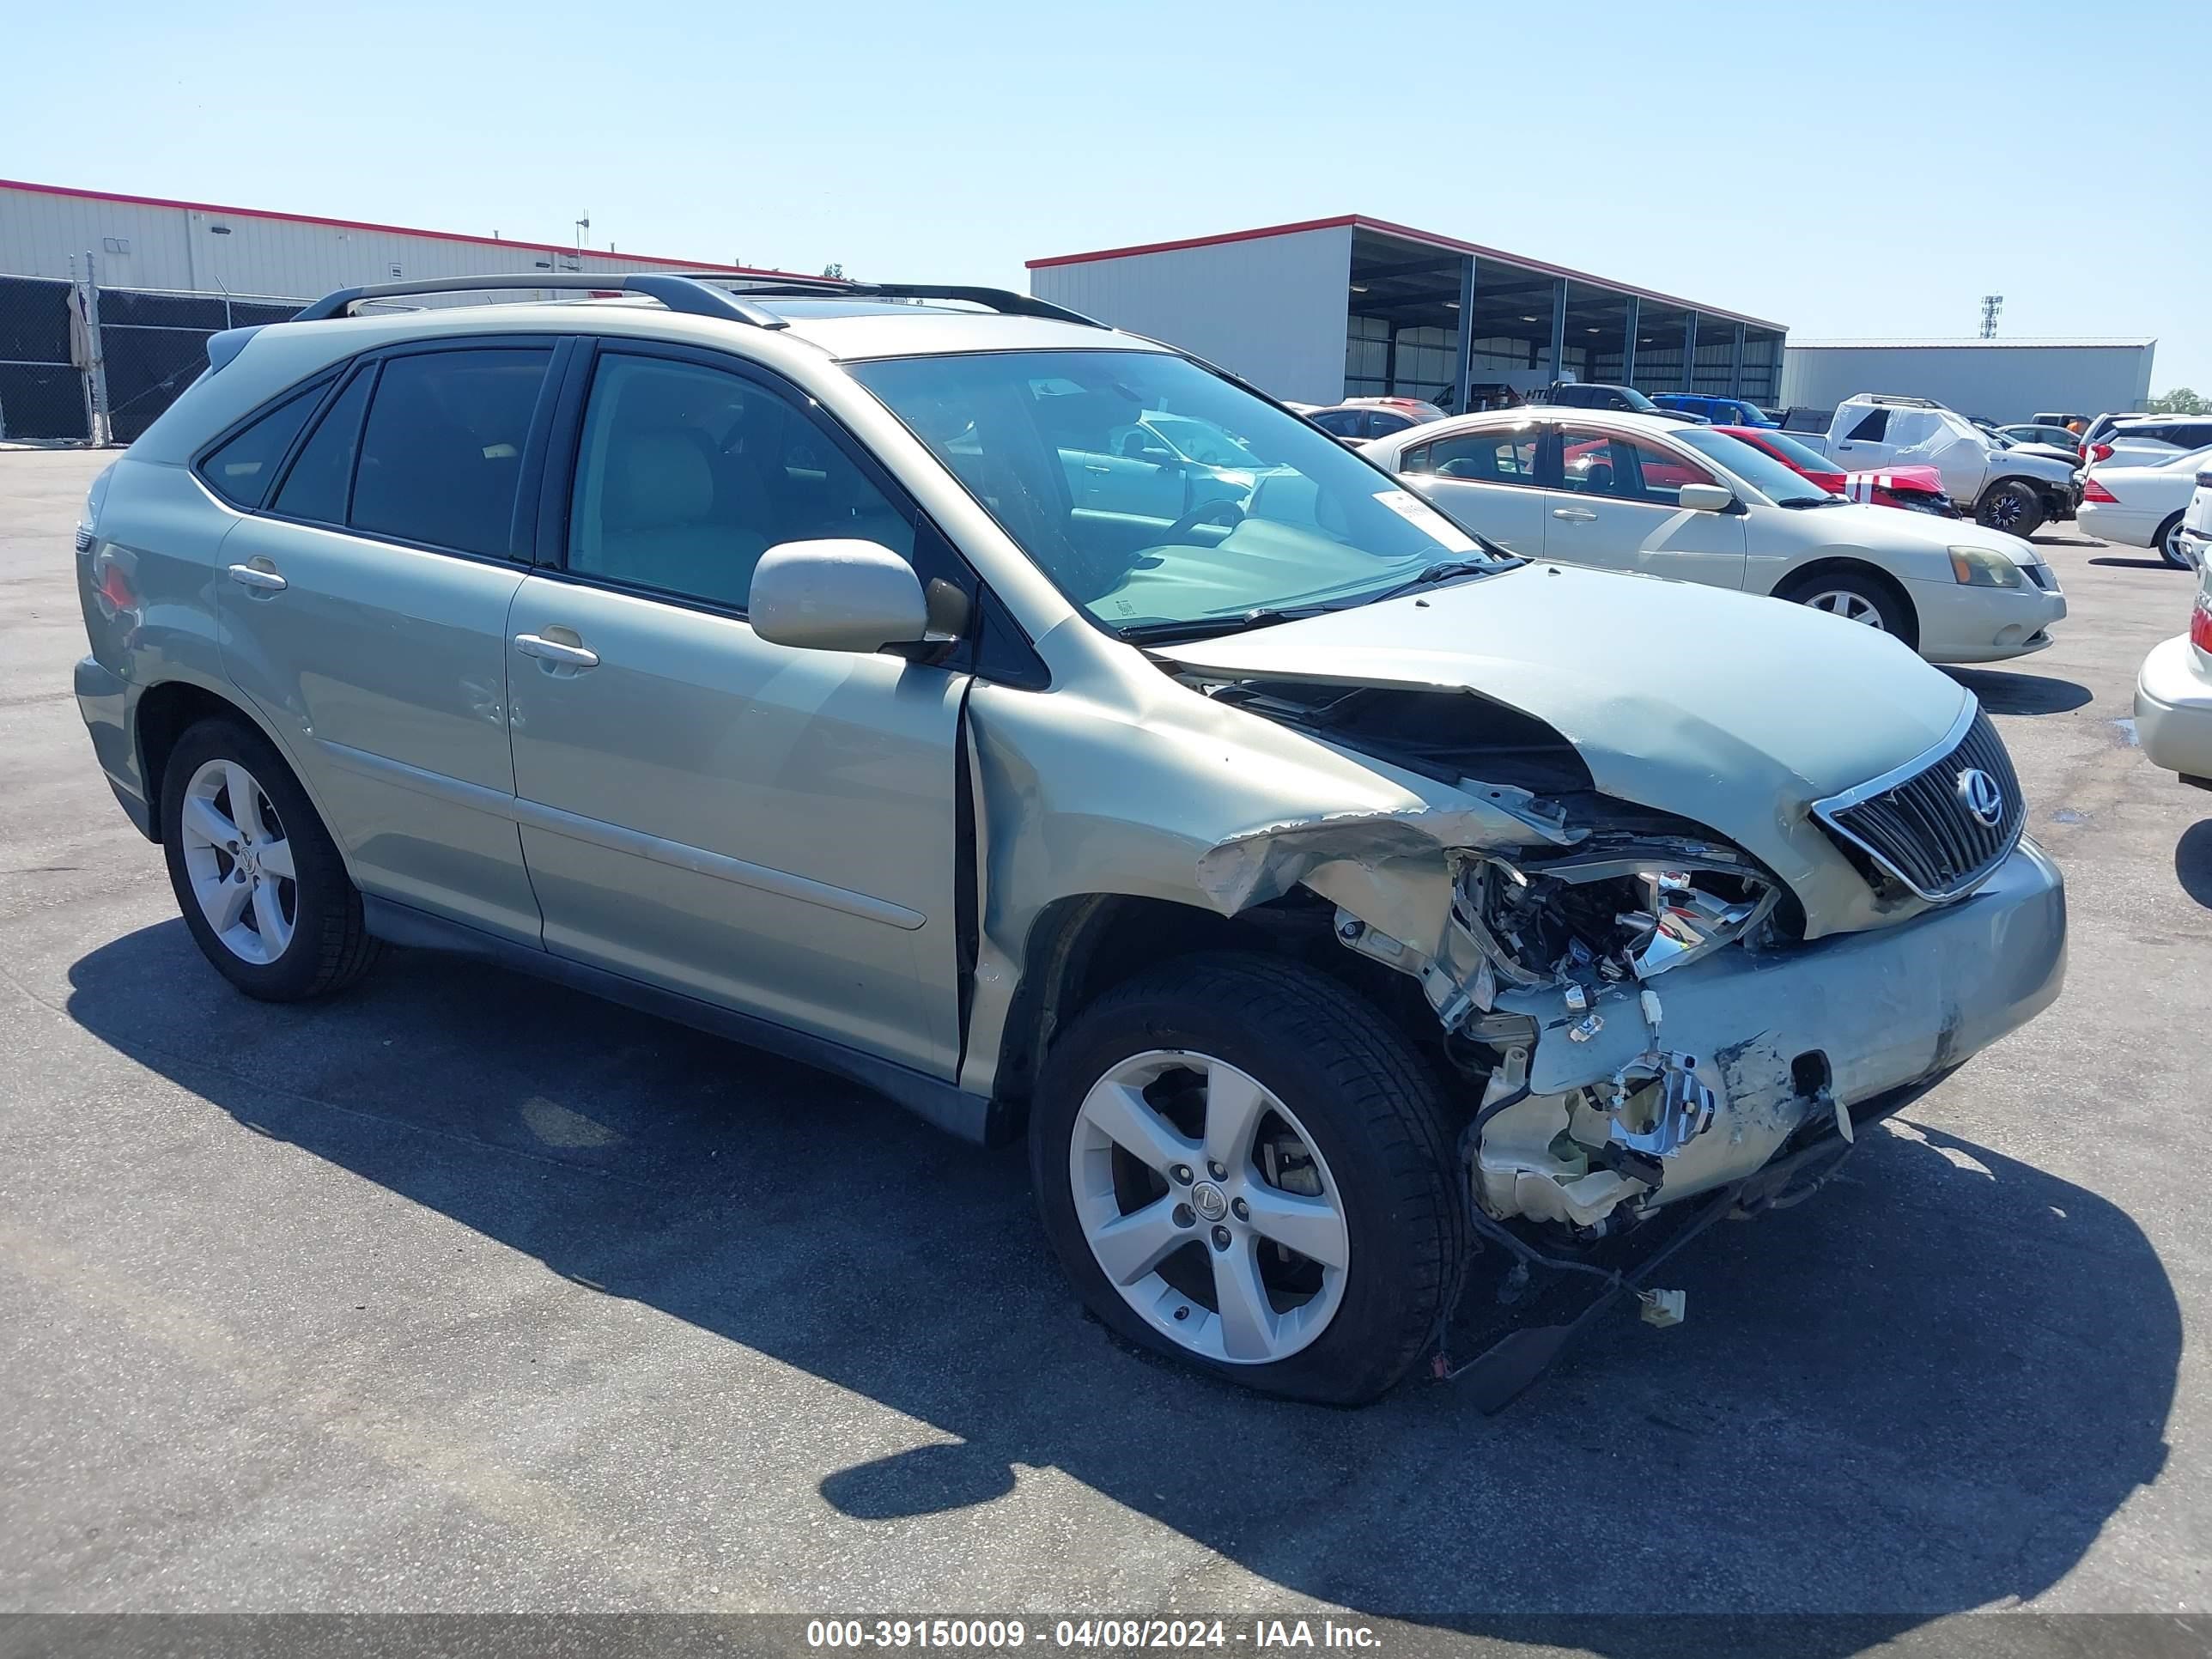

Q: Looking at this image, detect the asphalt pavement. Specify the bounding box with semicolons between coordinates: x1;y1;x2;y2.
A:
2;448;2207;1655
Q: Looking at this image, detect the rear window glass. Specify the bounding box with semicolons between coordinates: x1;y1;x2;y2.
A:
272;368;373;524
350;348;552;557
197;382;328;507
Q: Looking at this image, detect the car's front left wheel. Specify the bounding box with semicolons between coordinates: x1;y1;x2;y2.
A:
160;716;380;1000
1030;951;1467;1405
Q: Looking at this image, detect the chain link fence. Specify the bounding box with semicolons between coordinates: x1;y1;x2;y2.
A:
0;254;305;446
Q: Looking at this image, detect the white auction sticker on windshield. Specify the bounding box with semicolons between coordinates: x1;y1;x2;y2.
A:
1373;489;1479;553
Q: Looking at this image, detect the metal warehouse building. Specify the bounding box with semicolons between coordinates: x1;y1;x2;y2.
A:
0;178;793;298
1027;214;1788;413
0;178;817;445
1778;338;2156;425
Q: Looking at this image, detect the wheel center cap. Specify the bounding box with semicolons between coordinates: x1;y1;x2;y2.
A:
1191;1181;1228;1221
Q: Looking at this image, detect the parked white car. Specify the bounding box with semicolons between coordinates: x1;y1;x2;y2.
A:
2078;446;2212;568
2134;556;2212;787
1362;410;2066;663
2180;469;2212;571
1815;396;2079;536
2092;416;2212;470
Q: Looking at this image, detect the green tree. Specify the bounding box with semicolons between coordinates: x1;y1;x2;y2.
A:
821;263;846;281
2148;387;2208;415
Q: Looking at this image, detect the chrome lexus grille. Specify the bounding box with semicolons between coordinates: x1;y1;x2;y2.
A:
1813;706;2025;902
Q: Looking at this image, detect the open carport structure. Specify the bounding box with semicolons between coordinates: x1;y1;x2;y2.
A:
1028;214;1787;413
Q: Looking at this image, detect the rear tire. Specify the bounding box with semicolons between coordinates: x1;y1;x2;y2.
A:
1030;951;1466;1406
1776;568;1914;644
2156;513;2193;569
160;716;380;1001
1976;479;2045;538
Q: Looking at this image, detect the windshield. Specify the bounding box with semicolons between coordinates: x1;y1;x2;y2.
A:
1741;428;1838;476
1672;424;1840;505
850;349;1509;637
1612;386;1662;412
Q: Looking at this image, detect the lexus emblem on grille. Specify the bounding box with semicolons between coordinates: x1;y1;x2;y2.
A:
1956;768;2004;829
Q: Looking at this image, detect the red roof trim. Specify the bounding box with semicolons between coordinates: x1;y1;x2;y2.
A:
0;177;823;280
1025;215;1361;270
1026;212;1784;332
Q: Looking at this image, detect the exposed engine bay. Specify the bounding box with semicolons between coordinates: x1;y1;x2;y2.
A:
1187;676;1841;1241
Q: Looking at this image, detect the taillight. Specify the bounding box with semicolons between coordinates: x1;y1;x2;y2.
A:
92;555;138;619
2081;477;2120;503
2090;443;2113;462
2192;594;2212;654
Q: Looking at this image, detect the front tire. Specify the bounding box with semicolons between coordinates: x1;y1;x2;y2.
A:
160;716;379;1000
1976;479;2046;538
1030;952;1466;1405
1776;568;1914;643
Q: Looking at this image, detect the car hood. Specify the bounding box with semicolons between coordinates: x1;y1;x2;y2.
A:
1155;561;1970;905
1808;499;2039;564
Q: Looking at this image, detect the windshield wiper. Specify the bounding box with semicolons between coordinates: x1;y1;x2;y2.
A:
1119;606;1326;645
1779;496;1848;509
1361;557;1509;604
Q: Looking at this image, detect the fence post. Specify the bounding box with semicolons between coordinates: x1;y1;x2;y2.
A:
82;250;112;447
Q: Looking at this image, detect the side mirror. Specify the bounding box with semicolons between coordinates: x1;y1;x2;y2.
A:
749;539;929;654
1677;483;1736;513
1139;446;1178;465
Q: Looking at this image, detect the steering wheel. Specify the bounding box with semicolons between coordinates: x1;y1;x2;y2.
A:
1163;498;1246;542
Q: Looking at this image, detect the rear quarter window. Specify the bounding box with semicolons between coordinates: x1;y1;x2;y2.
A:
194;381;330;507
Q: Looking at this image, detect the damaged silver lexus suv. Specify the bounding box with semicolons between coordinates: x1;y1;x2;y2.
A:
72;276;2066;1405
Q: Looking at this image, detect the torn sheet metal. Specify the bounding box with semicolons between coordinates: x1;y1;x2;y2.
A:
1194;792;1573;921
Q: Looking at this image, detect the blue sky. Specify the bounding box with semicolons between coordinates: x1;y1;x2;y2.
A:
12;0;2209;389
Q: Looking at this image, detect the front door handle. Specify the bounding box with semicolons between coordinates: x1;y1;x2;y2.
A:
514;632;600;669
227;562;287;592
1551;507;1598;522
1084;462;1112;474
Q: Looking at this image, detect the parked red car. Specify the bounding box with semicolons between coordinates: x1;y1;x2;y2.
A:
1715;425;1960;517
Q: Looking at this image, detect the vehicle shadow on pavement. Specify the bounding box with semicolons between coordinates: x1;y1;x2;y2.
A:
2176;820;2212;909
65;925;2179;1652
2087;556;2179;571
1943;667;2094;715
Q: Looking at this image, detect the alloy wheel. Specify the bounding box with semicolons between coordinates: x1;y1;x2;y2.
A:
177;757;297;964
1802;589;1885;629
1068;1049;1349;1364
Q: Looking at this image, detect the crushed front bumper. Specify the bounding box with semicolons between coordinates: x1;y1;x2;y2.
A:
1492;838;2065;1208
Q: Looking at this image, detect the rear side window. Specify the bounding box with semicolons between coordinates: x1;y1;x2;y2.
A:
1310;410;1364;437
1407;430;1541;485
350;348;553;557
197;382;328;507
271;368;374;524
1844;407;1889;441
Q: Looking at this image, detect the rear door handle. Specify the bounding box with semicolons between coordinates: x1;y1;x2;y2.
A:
227;562;287;592
514;632;600;669
1084;463;1112;474
1551;507;1598;522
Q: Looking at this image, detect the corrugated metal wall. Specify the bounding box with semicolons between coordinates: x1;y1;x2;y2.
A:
0;185;741;300
1030;225;1353;404
1778;343;2155;422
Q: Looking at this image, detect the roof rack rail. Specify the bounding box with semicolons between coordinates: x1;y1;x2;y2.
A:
716;281;1108;329
291;272;792;328
1862;394;1946;408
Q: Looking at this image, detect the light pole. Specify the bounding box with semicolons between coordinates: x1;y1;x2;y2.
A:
574;214;591;272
